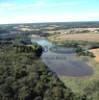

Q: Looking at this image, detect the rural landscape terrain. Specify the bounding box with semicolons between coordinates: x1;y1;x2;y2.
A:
1;21;99;100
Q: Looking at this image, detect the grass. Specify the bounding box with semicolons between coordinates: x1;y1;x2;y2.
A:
48;33;99;43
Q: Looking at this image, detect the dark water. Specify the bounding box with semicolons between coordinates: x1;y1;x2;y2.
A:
31;38;93;77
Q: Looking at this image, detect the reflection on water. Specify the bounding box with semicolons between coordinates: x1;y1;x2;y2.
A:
31;37;93;77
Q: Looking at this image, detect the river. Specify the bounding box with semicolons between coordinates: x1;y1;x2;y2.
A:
31;37;93;77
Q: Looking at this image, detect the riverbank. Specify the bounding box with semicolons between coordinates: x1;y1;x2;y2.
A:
59;58;99;98
31;35;99;99
89;49;99;62
31;36;94;77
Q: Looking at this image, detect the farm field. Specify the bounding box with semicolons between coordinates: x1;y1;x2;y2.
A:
48;33;99;42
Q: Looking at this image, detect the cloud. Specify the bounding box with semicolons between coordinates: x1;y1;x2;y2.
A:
0;1;46;10
0;1;99;24
0;12;99;24
0;0;79;10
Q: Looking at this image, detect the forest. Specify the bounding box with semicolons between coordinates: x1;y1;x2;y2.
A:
0;38;87;100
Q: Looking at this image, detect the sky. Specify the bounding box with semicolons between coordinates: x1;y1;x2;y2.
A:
0;0;99;24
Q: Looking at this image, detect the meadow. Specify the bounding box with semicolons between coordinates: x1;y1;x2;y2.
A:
48;33;99;43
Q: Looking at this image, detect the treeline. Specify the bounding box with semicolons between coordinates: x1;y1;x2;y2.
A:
75;46;95;57
14;44;43;57
54;40;98;57
0;37;89;100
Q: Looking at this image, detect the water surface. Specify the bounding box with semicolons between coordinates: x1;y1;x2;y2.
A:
31;37;93;76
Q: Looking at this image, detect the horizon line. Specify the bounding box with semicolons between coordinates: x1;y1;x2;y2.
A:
0;20;99;25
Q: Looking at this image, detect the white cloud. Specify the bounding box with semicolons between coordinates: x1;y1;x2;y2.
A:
0;1;46;10
0;1;78;10
0;1;99;24
0;12;99;24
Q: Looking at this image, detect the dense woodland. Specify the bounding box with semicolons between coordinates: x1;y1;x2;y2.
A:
0;38;87;100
